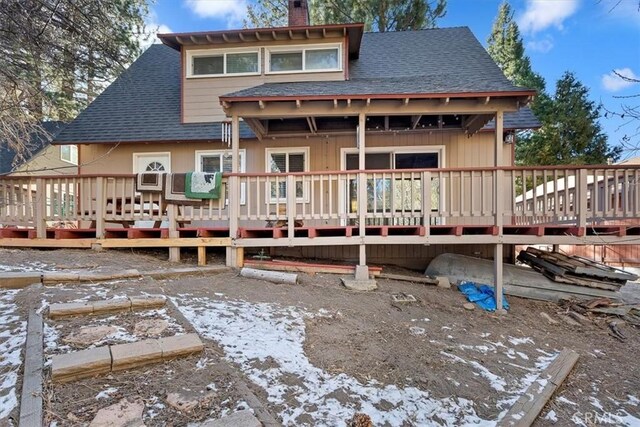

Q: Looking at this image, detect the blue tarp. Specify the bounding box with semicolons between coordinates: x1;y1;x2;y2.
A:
458;281;509;312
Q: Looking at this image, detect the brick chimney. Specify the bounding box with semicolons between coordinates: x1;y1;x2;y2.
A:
288;0;309;27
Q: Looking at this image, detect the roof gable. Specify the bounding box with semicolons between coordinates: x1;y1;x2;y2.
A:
1;121;65;174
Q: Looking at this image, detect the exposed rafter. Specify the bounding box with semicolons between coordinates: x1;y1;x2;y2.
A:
411;115;422;130
306;117;317;134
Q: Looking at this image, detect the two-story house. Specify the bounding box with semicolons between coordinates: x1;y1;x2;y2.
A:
2;1;638;303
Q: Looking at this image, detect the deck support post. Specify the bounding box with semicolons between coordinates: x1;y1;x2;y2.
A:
494;243;504;313
356;112;369;279
227;114;241;267
168;204;180;262
35;178;47;239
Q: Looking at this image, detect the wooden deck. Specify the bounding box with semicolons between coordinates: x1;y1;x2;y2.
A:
1;165;639;265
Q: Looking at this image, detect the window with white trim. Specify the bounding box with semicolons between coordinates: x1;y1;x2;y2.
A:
188;48;260;78
60;145;78;165
195;149;246;204
267;44;341;74
266;147;309;201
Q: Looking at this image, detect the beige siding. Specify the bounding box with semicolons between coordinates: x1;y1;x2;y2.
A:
11;145;78;176
183;38;347;123
79;130;509;174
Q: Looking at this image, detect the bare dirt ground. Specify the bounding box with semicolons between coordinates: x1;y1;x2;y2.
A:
1;247;639;426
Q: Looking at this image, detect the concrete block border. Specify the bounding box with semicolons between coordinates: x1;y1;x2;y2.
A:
49;295;166;318
51;333;204;383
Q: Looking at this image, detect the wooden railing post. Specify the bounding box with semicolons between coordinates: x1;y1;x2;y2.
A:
35;178;47;238
494;169;504;232
95;177;105;238
422;171;431;236
578;168;588;229
286;175;295;239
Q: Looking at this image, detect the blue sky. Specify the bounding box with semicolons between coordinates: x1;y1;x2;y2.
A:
147;0;640;158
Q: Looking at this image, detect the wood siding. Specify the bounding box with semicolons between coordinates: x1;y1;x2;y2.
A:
11;145;78;176
79;130;507;174
183;38;347;123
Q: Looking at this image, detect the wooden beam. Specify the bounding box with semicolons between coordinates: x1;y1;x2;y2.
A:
244;118;266;140
205;35;215;43
224;98;520;118
403;98;410;106
222;33;230;42
296;99;302;109
384;116;389;131
255;32;263;41
19;309;43;427
238;32;247;42
347;99;351;108
305;29;310;38
411;115;422;130
480;96;491;105
259;100;266;110
288;30;294;39
306;117;317;134
189;35;199;44
498;349;579;427
440;97;450;105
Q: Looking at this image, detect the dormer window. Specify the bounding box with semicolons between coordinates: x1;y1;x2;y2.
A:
267;43;341;74
187;48;260;78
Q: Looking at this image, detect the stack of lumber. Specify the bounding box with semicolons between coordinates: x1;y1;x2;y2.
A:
517;247;638;293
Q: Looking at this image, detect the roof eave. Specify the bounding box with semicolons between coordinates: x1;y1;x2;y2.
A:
158;23;365;58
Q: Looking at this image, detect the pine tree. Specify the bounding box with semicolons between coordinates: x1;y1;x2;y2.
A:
486;2;544;94
246;0;447;32
0;0;149;158
517;72;621;165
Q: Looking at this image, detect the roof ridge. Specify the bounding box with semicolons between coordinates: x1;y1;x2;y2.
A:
362;26;470;35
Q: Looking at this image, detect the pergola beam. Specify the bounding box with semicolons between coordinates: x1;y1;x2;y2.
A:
222;98;522;118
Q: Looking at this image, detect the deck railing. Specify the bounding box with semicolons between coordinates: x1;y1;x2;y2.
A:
1;165;639;239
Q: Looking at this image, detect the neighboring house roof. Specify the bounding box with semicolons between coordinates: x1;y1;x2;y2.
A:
53;44;254;144
0;121;66;174
224;28;531;100
54;27;538;145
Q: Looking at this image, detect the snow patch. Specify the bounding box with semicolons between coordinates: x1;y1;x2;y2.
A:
173;296;491;427
0;290;27;419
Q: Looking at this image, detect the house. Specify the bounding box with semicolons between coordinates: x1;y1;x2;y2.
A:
0;121;73;176
1;1;638;304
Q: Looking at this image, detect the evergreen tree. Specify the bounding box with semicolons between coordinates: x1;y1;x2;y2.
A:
486;2;545;95
517;72;621;165
246;0;446;32
0;0;149;159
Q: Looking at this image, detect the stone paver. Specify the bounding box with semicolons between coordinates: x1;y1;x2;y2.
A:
63;326;117;346
52;346;112;383
111;339;162;371
129;295;166;310
92;298;132;314
199;410;262;427
49;301;94;318
89;398;145;427
159;333;204;359
134;319;168;336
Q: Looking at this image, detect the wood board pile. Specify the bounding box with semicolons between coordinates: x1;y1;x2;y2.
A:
559;297;640;341
517;247;638;293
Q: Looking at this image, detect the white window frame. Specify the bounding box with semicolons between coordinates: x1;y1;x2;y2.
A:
132;152;172;173
60;145;78;165
266;43;342;75
186;47;261;78
265;147;310;203
195;149;246;205
338;145;446;225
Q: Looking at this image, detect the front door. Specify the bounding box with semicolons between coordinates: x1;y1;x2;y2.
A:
133;152;171;173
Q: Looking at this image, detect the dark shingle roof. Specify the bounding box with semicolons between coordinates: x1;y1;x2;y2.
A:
55;27;537;144
54;45;254;144
224;27;531;99
1;121;66;174
484;108;541;131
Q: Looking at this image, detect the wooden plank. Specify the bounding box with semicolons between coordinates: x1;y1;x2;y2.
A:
498;348;579;427
378;273;439;285
19;309;44;427
244;259;382;276
98;237;231;248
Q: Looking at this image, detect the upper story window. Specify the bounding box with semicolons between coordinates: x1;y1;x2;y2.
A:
187;48;260;78
267;44;342;74
60;145;78;165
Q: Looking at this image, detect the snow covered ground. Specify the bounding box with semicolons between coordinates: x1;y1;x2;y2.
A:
172;294;562;427
0;290;27;419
